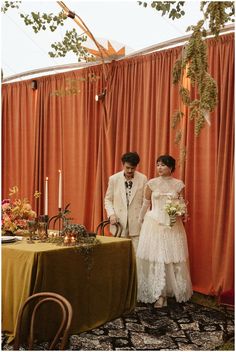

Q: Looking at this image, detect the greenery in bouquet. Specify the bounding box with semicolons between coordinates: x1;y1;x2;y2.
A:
1;186;40;234
164;198;187;227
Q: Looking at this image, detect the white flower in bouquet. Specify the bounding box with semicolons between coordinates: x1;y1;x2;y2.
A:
164;199;187;227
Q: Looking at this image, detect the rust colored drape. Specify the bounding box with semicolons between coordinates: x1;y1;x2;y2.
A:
209;35;234;294
182;34;234;294
33;67;105;224
1;33;234;295
2;82;38;208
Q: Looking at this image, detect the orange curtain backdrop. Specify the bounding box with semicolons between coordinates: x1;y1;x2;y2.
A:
209;35;234;294
1;33;234;295
33;67;105;227
1;81;38;209
104;49;182;174
182;34;234;294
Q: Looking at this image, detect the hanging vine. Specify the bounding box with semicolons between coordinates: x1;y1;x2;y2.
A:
201;1;235;36
173;19;218;136
172;2;234;136
139;1;234;137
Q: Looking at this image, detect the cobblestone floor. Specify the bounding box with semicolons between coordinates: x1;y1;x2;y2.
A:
2;298;234;350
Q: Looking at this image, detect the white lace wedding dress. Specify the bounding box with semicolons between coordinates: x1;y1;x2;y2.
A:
136;176;192;303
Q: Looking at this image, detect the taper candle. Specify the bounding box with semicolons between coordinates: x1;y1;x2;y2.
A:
58;170;62;209
45;177;48;215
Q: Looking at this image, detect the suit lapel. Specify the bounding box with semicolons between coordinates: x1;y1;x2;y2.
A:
119;176;127;206
129;173;138;205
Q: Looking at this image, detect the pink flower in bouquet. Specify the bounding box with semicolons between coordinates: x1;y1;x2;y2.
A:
1;186;40;234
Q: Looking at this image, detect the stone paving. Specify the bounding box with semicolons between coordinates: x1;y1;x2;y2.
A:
2;298;234;350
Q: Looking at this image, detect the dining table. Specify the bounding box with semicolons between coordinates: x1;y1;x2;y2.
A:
2;235;137;343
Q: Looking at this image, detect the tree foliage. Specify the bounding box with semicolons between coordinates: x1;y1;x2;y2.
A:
1;1;94;62
138;1;185;20
49;29;94;62
1;1;21;13
19;10;67;33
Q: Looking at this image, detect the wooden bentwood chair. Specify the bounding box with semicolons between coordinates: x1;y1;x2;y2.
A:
96;219;123;237
13;292;73;350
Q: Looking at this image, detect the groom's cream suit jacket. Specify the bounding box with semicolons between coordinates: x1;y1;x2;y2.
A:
104;171;147;237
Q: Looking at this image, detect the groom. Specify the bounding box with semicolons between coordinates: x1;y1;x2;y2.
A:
104;152;147;251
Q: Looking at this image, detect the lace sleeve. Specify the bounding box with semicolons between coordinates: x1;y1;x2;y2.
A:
147;178;156;191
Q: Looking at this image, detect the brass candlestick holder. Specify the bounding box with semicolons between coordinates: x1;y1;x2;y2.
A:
47;204;71;236
48;209;63;235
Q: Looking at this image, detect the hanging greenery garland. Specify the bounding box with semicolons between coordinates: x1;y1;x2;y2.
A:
139;1;234;137
173;19;218;136
172;2;234;136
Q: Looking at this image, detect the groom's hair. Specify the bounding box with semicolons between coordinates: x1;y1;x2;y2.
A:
121;152;140;166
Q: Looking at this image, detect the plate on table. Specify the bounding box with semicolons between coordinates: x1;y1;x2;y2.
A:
1;236;17;243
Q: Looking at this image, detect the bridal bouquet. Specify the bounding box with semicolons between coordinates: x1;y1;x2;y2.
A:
164;199;187;227
1;186;39;235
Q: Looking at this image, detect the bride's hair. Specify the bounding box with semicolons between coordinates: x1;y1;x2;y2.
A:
156;155;175;172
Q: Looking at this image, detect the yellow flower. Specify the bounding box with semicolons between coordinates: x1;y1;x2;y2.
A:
34;191;41;199
9;186;18;196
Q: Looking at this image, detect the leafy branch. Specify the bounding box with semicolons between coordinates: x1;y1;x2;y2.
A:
49;28;95;62
19;11;67;33
1;1;21;13
138;1;185;20
1;1;95;62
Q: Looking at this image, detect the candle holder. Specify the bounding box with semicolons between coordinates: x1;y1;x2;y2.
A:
47;204;71;236
38;215;49;235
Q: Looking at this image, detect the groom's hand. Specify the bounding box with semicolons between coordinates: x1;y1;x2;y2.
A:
110;214;118;224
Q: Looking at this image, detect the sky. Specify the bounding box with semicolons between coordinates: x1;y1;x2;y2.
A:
1;1;206;80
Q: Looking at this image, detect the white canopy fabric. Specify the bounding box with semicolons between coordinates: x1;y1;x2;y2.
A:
0;1;229;81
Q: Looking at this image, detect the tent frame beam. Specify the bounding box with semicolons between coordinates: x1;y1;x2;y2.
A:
2;23;234;83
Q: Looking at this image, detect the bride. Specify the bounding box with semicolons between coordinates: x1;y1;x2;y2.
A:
136;155;192;308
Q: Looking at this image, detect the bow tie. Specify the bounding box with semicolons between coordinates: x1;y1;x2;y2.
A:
125;180;133;189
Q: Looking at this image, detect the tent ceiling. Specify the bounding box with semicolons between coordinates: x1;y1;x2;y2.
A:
1;1;234;81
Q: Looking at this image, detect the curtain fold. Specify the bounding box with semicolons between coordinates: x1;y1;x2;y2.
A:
34;67;105;228
2;33;234;295
209;35;235;293
2;81;38;209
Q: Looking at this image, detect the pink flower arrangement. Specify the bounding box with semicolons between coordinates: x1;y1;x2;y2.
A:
1;186;40;234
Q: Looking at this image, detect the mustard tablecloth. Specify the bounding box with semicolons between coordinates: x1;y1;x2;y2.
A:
2;236;137;342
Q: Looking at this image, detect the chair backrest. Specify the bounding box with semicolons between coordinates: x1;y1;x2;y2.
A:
13;292;73;350
96;220;123;237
